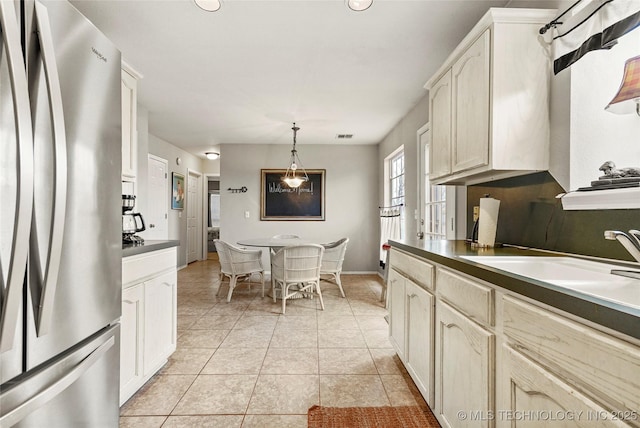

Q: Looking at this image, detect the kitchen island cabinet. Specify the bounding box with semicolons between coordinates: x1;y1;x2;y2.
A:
387;242;640;428
120;243;178;405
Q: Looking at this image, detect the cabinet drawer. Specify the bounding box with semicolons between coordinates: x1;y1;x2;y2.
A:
437;268;494;326
122;248;176;287
389;249;434;291
503;295;640;415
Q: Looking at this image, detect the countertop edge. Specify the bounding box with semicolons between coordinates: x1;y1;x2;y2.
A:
389;239;640;341
122;240;180;258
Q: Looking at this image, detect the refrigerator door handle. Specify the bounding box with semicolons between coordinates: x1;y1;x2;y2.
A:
31;2;68;337
0;333;115;427
0;0;35;353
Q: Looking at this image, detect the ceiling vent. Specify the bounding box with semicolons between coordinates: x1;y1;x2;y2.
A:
335;134;354;140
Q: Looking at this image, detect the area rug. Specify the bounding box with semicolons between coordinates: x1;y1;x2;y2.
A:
308;405;440;428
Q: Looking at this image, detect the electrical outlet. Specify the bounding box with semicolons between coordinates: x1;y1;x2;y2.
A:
473;206;480;222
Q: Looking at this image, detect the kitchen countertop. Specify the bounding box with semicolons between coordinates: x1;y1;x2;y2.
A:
389;239;640;341
122;240;180;258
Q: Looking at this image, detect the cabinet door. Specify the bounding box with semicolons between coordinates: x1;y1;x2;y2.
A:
436;301;495;428
451;30;490;174
406;280;435;406
501;346;625;428
429;69;452;179
121;68;137;181
120;283;144;405
388;269;406;361
143;270;177;376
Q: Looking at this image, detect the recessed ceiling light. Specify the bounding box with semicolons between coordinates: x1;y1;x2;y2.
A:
346;0;373;12
194;0;221;12
205;152;220;160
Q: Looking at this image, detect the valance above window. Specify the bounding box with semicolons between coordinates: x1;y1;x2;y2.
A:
552;0;640;74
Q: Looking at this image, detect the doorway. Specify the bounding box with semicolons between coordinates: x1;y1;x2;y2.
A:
187;169;203;264
206;176;220;261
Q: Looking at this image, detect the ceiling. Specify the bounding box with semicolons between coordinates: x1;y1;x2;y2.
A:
70;0;552;159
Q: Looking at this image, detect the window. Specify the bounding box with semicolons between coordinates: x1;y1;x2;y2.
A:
383;147;405;240
390;151;405;209
418;124;455;240
424;166;447;240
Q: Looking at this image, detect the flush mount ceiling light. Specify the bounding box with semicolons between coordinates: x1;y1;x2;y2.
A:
205;152;220;160
605;55;640;117
282;123;309;189
194;0;221;12
346;0;373;12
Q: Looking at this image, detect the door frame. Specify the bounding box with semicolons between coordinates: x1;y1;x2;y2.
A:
417;123;457;240
186;169;203;263
203;173;220;260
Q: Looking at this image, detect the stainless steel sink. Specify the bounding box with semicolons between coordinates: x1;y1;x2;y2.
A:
460;256;640;309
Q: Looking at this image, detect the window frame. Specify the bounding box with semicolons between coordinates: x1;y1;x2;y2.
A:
417;123;456;240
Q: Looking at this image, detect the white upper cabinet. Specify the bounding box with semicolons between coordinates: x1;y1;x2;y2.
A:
425;8;557;185
121;61;142;183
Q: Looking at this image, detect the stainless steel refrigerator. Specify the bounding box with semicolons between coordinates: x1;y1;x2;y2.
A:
0;0;122;426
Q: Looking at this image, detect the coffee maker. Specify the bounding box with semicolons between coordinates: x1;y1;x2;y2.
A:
122;194;146;245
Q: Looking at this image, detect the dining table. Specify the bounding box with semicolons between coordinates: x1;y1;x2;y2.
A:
236;236;314;249
237;236;319;300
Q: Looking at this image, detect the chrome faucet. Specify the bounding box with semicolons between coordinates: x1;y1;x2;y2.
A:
604;230;640;279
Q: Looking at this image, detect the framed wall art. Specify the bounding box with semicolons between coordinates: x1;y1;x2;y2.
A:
260;169;325;221
171;172;185;210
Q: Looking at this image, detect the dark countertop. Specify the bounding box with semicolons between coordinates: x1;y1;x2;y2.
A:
122;240;180;258
389;239;640;341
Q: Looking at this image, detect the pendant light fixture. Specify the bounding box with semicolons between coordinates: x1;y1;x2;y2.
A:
282;123;309;189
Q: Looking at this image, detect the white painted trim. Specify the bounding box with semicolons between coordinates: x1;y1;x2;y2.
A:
186;169;203;264
203;173;220;259
560;187;640;210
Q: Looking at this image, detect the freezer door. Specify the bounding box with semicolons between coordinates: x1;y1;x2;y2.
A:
0;324;120;427
24;0;122;369
0;0;34;383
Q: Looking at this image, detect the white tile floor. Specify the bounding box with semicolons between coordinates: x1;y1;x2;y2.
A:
119;258;428;427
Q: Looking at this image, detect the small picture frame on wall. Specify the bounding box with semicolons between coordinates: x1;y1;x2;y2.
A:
172;172;185;210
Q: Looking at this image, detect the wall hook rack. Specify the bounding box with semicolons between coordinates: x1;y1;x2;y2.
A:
228;186;247;193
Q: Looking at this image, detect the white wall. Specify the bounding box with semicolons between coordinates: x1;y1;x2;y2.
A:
378;95;430;241
220;143;379;272
565;32;640;190
148;134;206;268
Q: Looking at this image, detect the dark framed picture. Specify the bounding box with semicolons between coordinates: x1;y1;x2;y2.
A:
171;172;185;210
260;169;325;221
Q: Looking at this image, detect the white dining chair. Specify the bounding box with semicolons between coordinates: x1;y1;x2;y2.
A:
271;244;325;314
214;239;265;302
320;237;349;298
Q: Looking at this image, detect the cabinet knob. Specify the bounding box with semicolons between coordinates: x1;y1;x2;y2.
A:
149;224;156;228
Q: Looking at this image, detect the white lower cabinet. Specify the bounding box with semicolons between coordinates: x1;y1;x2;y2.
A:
388;265;435;406
388;249;640;428
502;346;626;428
406;279;434;404
120;248;177;405
143;270;177;377
436;300;495;428
120;284;144;403
388;268;407;361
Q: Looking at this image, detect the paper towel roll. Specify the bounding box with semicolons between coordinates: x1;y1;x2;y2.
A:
478;197;500;247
